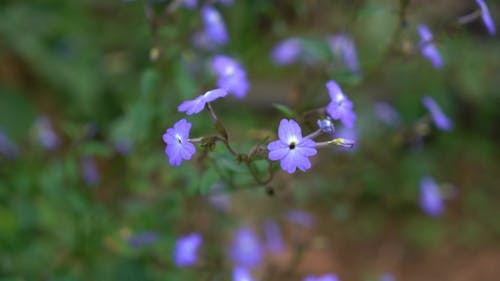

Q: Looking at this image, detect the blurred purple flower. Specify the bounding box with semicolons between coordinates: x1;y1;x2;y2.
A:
327;33;361;74
271;38;302;65
303;274;340;281
374;101;401;127
476;0;496;35
162;119;196;166
421;96;453;131
128;231;159;249
201;5;228;46
174;232;202;267
178;88;228;115
183;0;197;9
268;119;317;174
334;126;358;151
325;80;356;129
212;55;249;99
35;116;59;150
233;267;255;281
0;130;19;159
81;156;99;186
207;182;231;212
230;227;262;268
419;176;444;218
286;210;315;228
263;220;284;254
379;273;395;281
115;139;134;155
417;24;443;69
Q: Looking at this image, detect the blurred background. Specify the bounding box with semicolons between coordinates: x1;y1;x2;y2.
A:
1;0;499;280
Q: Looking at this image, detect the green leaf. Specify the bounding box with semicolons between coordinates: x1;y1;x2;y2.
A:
272;103;294;118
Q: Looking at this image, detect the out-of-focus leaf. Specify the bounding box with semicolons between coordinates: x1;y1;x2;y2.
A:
272;103;294;118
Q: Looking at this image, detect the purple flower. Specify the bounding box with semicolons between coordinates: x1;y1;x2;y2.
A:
267;119;317;174
419;176;444;218
325;80;356;129
421;96;453;131
476;0;496;35
162;119;196;166
35;116;59;150
201;5;228;46
379;273;395;281
0;130;19;159
128;231;159;249
327;33;361;74
233;267;256;281
178;88;228;115
334;126;357;151
173;232;202;267
417;24;443;69
286;210;315;228
374;101;401;127
271;38;302;65
212;55;249;99
81;156;99;186
230;227;262;268
263;220;284;254
182;0;197;9
303;274;340;281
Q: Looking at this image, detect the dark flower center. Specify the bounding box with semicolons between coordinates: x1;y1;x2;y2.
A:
289;142;296;150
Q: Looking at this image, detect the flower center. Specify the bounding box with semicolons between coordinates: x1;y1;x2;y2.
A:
289;142;296;150
175;134;183;144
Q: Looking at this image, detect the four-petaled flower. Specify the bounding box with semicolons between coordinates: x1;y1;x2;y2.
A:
422;96;453;131
173;232;203;267
267;119;317;174
201;5;228;46
163;119;196;166
325;80;356;129
417;24;443;69
178;88;228;115
212;55;249;99
476;0;496;35
419;176;444;218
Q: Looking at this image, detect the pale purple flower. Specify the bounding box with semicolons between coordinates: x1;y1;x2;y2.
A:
374;101;401;127
476;0;496;35
263;220;284;254
0;130;19;159
419;176;444;218
327;33;361;74
183;0;197;9
303;274;340;281
128;231;159;249
174;232;202;267
422;96;453;131
267;119;317;174
233;267;255;281
35;116;59;150
417;24;443;69
178;88;228;115
325;80;356;128
271;38;302;65
81;156;99;186
286;210;315;228
230;227;262;268
212;55;249;99
162;119;196;166
201;5;228;46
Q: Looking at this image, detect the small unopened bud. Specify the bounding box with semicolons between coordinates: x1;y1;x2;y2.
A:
332;137;355;148
317;118;335;135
